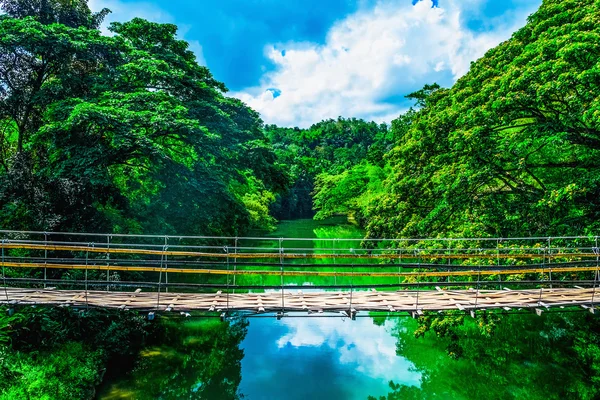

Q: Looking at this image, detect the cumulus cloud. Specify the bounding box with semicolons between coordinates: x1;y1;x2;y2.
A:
88;0;206;64
276;315;420;383
233;0;539;127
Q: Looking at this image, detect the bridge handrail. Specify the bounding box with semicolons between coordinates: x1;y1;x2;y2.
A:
0;229;597;242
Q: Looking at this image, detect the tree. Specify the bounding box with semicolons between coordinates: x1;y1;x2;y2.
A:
0;6;286;234
266;118;390;220
366;0;600;239
0;0;109;28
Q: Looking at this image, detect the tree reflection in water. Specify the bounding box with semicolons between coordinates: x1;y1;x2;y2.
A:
99;317;248;400
370;312;600;400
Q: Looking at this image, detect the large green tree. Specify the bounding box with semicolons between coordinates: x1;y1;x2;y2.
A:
0;1;286;234
366;0;600;239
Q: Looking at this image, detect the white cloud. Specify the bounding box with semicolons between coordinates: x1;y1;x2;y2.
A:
233;0;539;127
88;0;205;64
277;315;420;384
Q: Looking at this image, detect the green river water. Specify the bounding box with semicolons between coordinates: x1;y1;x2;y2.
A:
97;218;593;400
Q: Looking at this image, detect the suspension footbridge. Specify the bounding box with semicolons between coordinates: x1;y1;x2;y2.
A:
1;230;599;317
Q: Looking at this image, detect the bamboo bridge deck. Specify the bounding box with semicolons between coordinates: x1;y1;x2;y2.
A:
1;287;598;315
1;230;600;317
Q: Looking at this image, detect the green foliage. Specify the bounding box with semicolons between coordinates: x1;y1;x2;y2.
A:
313;163;387;223
364;0;600;239
266;117;390;220
0;306;159;399
0;0;110;28
375;312;600;400
99;318;249;399
0;342;103;400
0;5;286;235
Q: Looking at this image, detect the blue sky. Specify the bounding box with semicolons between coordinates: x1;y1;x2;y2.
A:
89;0;542;127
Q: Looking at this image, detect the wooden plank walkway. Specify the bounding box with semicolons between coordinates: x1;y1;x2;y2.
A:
1;287;597;313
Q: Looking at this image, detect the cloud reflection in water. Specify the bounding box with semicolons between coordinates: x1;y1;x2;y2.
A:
240;315;420;400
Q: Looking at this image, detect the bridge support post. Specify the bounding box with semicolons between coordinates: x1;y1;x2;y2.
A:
106;235;111;291
43;232;47;289
279;238;285;317
592;237;599;309
1;238;8;303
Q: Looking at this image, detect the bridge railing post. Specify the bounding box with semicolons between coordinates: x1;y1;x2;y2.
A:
398;244;401;285
415;248;420;316
164;236;169;294
233;237;238;290
350;247;354;320
496;239;501;290
84;242;93;310
592;236;599;311
333;238;337;286
106;234;111;292
2;238;8;303
156;243;168;311
43;232;47;289
225;245;230;314
538;245;546;307
474;264;481;316
548;237;553;289
279;238;285;318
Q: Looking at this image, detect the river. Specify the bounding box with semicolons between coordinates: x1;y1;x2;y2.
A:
97;218;595;400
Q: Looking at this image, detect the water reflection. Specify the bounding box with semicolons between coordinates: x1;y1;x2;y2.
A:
97;218;600;399
240;315;420;400
98;318;248;400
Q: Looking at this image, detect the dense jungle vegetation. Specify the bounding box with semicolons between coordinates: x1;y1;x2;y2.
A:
0;0;599;398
